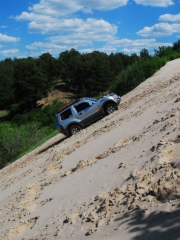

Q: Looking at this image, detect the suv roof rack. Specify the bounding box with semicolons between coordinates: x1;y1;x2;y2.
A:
57;98;82;113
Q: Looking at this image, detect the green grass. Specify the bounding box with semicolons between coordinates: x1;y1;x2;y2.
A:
16;129;59;160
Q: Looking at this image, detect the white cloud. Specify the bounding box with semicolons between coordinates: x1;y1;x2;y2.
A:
104;38;172;54
25;32;116;56
121;47;141;53
25;41;73;56
0;49;19;57
48;31;115;45
107;38;154;52
15;0;174;23
26;42;66;50
26;42;71;54
0;33;20;42
24;17;117;56
13;0;177;58
133;0;174;7
110;38;157;47
48;36;92;46
78;48;95;53
23;37;173;57
28;0;128;17
159;13;180;22
27;17;117;36
9;0;178;59
137;23;180;37
14;12;55;23
0;25;8;29
78;46;117;54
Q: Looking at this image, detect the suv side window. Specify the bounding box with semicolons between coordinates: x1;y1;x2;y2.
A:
75;102;90;113
61;108;72;120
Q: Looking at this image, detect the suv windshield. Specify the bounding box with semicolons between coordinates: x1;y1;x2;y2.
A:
84;97;97;103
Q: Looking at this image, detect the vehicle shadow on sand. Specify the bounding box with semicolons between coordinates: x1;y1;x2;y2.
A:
37;136;67;154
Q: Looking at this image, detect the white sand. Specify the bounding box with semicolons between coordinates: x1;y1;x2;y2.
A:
0;59;180;240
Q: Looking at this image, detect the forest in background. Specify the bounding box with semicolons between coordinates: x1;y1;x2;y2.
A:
0;40;180;169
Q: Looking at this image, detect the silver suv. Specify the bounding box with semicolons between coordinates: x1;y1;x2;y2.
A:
55;93;121;136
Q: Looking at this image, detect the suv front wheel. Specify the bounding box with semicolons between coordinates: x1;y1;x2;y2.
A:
69;124;82;136
105;103;118;115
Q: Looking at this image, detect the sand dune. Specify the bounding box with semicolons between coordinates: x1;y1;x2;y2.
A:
0;59;180;240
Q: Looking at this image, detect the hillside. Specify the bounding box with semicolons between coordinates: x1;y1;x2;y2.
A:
0;59;180;240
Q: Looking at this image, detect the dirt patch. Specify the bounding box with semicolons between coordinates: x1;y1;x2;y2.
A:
37;83;75;107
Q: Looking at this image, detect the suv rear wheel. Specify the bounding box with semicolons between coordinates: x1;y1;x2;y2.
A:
69;124;82;136
105;103;118;115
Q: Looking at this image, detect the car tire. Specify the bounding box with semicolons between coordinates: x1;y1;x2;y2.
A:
105;103;118;115
69;124;82;136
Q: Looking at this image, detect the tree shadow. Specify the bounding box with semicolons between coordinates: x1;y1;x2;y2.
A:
37;136;67;154
115;203;180;240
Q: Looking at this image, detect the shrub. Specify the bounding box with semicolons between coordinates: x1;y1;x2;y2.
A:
0;121;53;169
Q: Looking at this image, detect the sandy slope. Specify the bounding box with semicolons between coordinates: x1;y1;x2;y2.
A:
0;59;180;240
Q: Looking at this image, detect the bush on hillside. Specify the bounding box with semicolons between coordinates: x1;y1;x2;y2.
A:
0;121;54;169
0;101;65;169
110;57;168;96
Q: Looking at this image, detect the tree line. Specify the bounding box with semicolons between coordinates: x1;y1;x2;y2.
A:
0;39;180;169
0;50;135;113
1;40;180;115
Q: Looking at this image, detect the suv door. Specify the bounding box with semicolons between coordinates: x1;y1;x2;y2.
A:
74;101;100;125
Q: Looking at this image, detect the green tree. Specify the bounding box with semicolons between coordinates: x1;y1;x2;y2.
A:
38;53;59;87
0;58;14;109
109;53;125;78
154;46;173;57
140;48;151;59
110;57;167;96
83;51;112;95
173;39;180;50
13;57;50;110
58;49;84;91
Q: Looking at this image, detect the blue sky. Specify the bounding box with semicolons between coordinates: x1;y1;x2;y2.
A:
0;0;180;60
